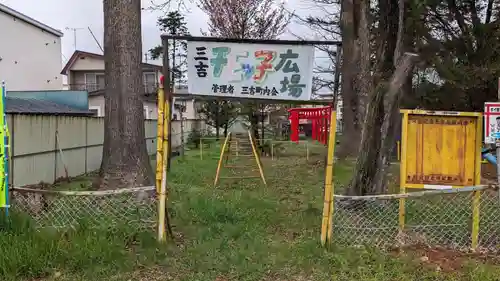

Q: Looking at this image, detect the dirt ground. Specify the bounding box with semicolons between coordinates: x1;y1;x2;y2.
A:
391;244;500;273
482;162;498;183
385;162;500;273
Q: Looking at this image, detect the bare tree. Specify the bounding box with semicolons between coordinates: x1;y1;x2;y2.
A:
197;0;291;141
95;0;154;190
199;0;290;39
291;0;367;159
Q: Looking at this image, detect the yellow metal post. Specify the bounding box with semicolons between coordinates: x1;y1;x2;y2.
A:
156;73;171;242
155;87;165;192
471;113;483;250
214;132;231;186
158;157;167;242
399;112;409;232
158;93;171;242
321;110;337;246
248;131;267;185
471;191;480;250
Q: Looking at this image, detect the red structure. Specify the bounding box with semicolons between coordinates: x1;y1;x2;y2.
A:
288;106;332;145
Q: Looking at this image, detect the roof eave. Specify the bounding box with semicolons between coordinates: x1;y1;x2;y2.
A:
0;3;63;37
61;50;162;75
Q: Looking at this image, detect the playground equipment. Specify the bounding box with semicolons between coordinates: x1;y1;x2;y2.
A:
482;148;497;165
288;106;332;144
213;131;266;186
158;34;340;245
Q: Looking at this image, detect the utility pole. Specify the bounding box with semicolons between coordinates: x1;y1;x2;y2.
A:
65;27;84;51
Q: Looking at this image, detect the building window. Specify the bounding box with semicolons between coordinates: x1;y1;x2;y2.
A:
89;106;101;117
143;72;157;94
144;106;149;119
84;73;105;92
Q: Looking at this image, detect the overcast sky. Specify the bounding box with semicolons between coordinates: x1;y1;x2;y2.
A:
0;0;333;59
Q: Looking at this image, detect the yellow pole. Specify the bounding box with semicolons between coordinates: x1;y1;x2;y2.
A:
157;75;171;242
399;112;409;232
158;156;167;242
249;130;267;186
155;87;165;192
214;132;231;186
321;110;337;246
158;92;171;242
471;191;480;250
471;113;483;250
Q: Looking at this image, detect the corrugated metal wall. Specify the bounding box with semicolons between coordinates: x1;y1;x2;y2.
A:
7;115;205;186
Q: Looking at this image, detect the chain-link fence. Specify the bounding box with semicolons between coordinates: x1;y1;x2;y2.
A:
10;186;157;231
198;138;328;161
268;140;327;160
330;185;500;253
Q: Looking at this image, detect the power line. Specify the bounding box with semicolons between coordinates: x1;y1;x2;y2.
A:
87;27;104;53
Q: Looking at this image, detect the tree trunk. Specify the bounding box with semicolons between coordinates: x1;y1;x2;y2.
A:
94;0;154;190
349;54;418;195
337;0;366;159
348;0;418;195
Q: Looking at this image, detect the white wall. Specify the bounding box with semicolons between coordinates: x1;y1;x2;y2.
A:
172;99;199;120
68;55;162;87
71;55;105;71
88;95;105;117
88;95;158;120
7;114;206;186
0;12;62;91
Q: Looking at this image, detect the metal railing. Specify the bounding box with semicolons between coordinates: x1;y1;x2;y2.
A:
327;185;500;253
11;186;157;230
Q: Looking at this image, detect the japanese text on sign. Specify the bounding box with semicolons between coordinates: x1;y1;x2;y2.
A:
187;41;315;101
484;102;500;144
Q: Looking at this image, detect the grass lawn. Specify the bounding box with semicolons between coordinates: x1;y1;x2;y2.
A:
1;143;500;280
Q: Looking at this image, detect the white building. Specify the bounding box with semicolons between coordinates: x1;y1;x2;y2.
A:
61;50;163;119
0;3;63;91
